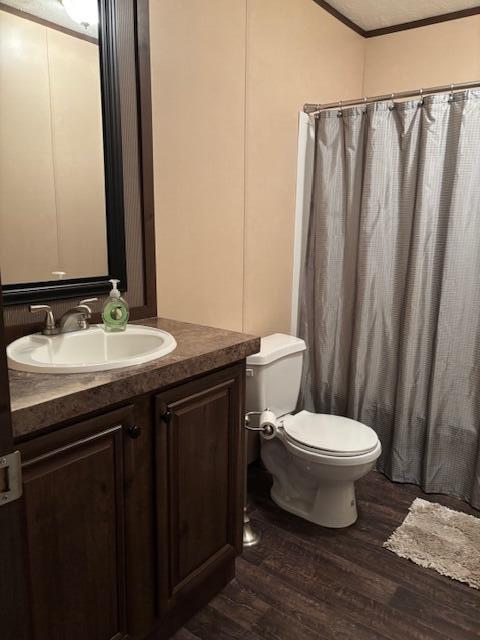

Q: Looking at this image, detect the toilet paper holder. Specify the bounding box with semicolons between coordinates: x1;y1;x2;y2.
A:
242;409;279;548
244;409;278;440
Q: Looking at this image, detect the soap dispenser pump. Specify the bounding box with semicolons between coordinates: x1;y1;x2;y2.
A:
102;279;129;332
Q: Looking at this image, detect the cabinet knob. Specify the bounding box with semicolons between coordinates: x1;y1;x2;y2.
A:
160;408;173;425
127;425;142;439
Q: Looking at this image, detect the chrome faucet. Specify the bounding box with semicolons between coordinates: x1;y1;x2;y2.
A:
59;299;98;333
30;298;98;335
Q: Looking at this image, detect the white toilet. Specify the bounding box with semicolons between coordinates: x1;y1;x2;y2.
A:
246;334;381;528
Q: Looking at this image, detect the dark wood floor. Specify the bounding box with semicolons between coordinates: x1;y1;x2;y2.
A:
173;468;480;640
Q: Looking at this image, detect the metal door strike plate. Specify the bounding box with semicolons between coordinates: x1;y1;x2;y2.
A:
0;451;23;506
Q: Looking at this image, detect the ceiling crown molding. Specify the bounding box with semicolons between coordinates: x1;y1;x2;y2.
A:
311;0;365;35
312;0;480;38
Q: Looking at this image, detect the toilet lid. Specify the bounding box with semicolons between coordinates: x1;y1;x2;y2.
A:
281;411;379;456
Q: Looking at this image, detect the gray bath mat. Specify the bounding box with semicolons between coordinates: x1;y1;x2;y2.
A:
384;498;480;589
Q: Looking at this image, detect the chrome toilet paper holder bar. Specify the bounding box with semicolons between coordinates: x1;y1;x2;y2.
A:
242;410;271;548
244;410;276;438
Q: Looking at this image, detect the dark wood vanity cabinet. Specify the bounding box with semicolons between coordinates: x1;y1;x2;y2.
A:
20;406;134;640
17;363;246;640
154;365;244;620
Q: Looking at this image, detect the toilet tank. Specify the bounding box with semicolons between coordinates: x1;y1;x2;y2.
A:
246;333;306;417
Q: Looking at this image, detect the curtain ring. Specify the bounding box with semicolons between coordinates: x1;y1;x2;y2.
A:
337;100;343;117
363;96;368;114
418;88;424;106
389;93;395;111
449;83;455;103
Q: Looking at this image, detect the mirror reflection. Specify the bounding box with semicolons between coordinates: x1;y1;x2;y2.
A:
0;0;107;285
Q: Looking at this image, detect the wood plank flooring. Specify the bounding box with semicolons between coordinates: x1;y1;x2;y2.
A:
173;468;480;640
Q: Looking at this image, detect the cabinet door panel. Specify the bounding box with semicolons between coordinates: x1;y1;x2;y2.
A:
174;386;230;582
20;407;133;640
155;364;245;615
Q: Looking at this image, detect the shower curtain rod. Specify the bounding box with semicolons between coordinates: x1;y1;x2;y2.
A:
303;79;480;114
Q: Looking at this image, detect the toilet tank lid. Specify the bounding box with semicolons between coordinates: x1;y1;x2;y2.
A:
247;333;306;366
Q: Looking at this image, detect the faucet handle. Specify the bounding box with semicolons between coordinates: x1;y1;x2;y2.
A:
76;298;98;316
29;304;58;335
30;304;52;312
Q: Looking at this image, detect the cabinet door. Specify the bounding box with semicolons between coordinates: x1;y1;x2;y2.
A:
20;406;134;640
155;364;245;616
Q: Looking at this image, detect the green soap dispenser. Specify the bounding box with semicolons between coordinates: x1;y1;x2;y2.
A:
102;279;129;332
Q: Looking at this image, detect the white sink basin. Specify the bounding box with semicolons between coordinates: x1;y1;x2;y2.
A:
7;324;177;374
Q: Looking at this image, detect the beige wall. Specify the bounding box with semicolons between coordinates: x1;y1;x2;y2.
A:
0;11;107;285
47;29;107;280
151;0;364;334
151;5;480;336
0;12;59;283
244;0;364;335
150;0;246;332
364;16;480;95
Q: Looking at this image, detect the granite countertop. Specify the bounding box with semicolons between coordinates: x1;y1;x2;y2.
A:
9;317;260;440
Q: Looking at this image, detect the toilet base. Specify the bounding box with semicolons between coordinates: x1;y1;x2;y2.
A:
260;435;379;529
271;481;358;529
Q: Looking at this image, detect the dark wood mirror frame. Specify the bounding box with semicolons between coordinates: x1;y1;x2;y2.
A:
2;0;127;305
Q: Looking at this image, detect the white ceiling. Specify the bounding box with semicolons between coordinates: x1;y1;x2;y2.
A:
326;0;480;31
2;0;98;38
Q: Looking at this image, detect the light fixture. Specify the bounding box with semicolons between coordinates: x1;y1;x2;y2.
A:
61;0;98;29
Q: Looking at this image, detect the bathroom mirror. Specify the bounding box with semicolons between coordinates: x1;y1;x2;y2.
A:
0;0;126;304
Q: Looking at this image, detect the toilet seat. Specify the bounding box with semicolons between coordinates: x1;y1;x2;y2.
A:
281;410;379;457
